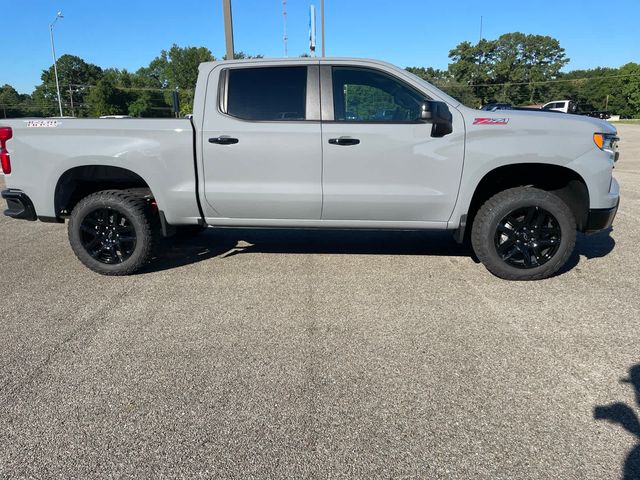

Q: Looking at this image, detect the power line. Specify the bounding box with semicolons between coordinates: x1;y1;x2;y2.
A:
65;83;195;92
430;72;640;89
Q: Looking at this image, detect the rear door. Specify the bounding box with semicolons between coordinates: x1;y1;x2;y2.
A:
319;64;465;223
201;63;322;220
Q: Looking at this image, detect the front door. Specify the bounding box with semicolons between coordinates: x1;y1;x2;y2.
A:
202;64;322;220
320;65;465;223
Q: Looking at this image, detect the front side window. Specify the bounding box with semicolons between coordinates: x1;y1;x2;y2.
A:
332;67;425;122
226;66;307;121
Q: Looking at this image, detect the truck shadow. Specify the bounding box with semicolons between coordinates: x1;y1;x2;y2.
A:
141;227;615;275
142;229;471;273
557;228;616;274
594;364;640;480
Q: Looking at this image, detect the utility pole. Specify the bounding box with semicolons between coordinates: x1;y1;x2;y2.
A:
321;0;325;57
309;5;316;56
68;84;75;117
479;15;483;43
282;0;288;57
222;0;235;60
49;11;64;117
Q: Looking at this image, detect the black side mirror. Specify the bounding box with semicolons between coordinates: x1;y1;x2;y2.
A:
421;100;453;138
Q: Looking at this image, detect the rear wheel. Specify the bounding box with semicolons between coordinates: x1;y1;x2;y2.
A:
471;187;576;280
68;190;156;275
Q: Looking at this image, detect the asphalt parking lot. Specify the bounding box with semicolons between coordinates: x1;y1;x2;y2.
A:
1;125;639;479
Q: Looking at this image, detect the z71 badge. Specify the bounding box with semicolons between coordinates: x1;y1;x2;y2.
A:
473;118;509;125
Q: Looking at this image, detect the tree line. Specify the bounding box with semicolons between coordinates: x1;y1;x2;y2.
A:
0;45;261;119
1;33;639;119
407;32;639;118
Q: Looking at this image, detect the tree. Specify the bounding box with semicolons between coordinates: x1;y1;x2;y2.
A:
85;77;128;117
0;85;41;118
127;91;155;118
447;39;497;105
132;44;216;115
448;33;569;106
0;85;22;118
406;66;481;107
32;54;103;116
222;51;264;61
518;34;569;103
144;44;215;90
618;63;640;118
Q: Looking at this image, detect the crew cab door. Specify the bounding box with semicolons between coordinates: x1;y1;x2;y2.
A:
319;64;465;222
201;63;322;220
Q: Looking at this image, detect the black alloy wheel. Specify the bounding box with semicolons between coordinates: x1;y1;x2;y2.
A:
79;207;137;264
68;190;156;275
494;206;561;269
471;187;576;281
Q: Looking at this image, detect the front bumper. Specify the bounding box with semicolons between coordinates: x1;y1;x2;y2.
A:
1;189;37;221
584;198;619;233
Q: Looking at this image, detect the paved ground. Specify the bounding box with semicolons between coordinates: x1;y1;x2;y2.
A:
1;125;639;479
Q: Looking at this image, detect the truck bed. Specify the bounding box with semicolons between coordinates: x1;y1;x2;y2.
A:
2;118;201;225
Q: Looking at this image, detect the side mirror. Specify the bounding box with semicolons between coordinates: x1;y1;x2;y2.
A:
421;100;453;138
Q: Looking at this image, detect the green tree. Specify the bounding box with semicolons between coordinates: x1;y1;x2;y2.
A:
127;91;155;117
618;63;640;118
85;77;128;117
145;44;215;89
0;85;43;118
406;66;481;107
222;51;264;60
448;33;569;106
134;44;216;115
0;85;22;118
32;54;103;116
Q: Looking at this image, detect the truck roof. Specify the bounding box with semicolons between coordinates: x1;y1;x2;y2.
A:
198;57;462;109
199;57;400;68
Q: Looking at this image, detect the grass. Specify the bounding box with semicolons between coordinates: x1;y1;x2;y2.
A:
611;119;640;124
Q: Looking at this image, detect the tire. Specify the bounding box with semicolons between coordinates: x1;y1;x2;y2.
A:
68;190;156;275
471;187;576;280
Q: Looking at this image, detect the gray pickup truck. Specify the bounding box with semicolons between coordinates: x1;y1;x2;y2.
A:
1;58;620;280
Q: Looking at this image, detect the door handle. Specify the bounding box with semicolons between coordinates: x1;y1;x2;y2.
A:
209;136;239;145
328;137;360;146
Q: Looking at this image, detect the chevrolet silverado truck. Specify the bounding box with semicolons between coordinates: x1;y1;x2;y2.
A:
1;58;620;280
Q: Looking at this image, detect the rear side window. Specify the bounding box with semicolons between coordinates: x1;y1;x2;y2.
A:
226;66;307;121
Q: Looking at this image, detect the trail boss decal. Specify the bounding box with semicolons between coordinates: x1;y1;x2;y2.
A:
25;120;60;128
473;117;509;125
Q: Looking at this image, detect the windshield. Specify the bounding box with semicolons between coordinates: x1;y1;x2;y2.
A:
402;69;462;108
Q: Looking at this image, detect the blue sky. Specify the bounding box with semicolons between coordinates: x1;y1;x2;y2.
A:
3;0;639;93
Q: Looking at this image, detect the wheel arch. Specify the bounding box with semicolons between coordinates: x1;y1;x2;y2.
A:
54;165;154;218
464;163;590;234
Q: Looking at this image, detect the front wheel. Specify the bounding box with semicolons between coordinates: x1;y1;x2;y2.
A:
68;190;156;275
471;187;576;280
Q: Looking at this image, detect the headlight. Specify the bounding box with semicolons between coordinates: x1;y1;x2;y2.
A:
593;133;619;161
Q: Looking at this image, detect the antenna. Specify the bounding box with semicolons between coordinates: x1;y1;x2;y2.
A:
282;0;288;57
479;15;483;43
